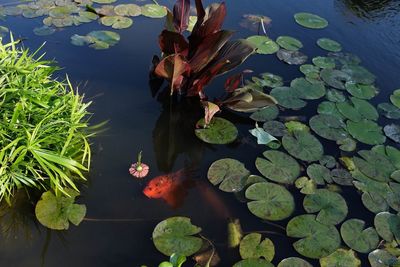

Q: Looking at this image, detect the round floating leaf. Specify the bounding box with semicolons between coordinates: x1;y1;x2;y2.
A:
307;164;332;185
342;64;376;85
195;117;238;144
233;259;274;267
340;219;379;253
282;131;324;162
300;64;320;79
345;81;378;100
239;233;275;261
100;16;133;29
339;97;379;121
317;101;344;119
141;4;167;18
347;120;386;145
277;49;308;65
294;12;328;29
384;124;400;143
368;249;400;267
303;189;348;225
263;120;287;137
320;155;337;169
260;72;284;88
71;34;91;46
270;87;306;109
331;169;353;186
317;38;342;52
327;89;346;103
353;149;395;182
250;106;279;122
337;137;357;152
278;257;312;267
35;190;86;230
152;217;202;256
246;182;295;221
312;56;335;69
390;89;400;108
295;176;317;195
87;30;120;45
291;78;326;100
378;103;400;120
114;4;141;16
246;35;279;55
309;114;348;141
33;25;55;36
286;214;341;259
320;69;350;90
255;150;300;184
374;212;400;243
4;6;23;15
276;36;303;51
92;0;116;4
207;158;250;192
329;52;361;65
49;6;76;18
285;121;310;133
320;249;361;267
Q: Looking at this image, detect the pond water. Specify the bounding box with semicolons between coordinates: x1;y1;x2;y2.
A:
1;0;400;266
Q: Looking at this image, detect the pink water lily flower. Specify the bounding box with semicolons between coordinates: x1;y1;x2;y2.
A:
129;151;149;178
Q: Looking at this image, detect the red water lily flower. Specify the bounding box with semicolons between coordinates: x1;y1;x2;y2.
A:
129;151;149;178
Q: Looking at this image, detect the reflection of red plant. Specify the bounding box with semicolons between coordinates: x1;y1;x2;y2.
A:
153;0;255;98
129;151;149;178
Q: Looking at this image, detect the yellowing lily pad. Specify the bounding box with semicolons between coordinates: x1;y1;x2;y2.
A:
141;4;167;18
239;233;275;261
320;249;361;267
100;16;133;29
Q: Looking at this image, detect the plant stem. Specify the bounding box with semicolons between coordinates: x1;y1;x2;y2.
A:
152;0;160;5
260;18;267;36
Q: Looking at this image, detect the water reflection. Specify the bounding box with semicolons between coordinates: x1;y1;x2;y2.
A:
337;0;400;20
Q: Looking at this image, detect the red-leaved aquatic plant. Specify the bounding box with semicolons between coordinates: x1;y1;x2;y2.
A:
153;0;255;98
129;151;149;178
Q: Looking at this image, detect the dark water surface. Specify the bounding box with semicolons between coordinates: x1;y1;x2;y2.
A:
1;0;400;266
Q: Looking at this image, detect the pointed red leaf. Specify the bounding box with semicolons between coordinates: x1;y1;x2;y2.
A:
201;101;220;126
173;0;191;33
188;30;233;73
224;70;253;93
159;30;189;56
155;54;191;94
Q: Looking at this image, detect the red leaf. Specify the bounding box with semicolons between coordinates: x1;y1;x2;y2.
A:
173;0;191;33
201;101;220;126
159;30;189;56
224;70;253;93
188;30;233;73
155;54;191;94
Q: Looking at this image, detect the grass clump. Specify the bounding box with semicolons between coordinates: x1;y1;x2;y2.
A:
0;36;93;204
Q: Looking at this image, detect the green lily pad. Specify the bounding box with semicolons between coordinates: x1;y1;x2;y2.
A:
195;117;238;144
100;16;133;29
368;249;400;267
246;182;295;221
320;249;361;267
347;120;386;145
141;4;167;18
233;259;274;267
337;137;357;152
49;6;77;18
277;49;308;65
307;164;332;185
282;131;324;162
309;114;347;141
317;38;342;52
294;12;328;29
342;64;376;85
345;81;378;100
320;69;350;90
285;121;310;133
300;64;320;79
239;233;275;261
317;101;344;119
33;25;55;36
92;0;116;4
340;219;379;253
286;214;341;259
384;124;400;143
207;158;250;192
353;149;396;182
270;87;306;110
246;35;279;55
76;11;98;23
295;176;317;195
35;190;86;230
278;257;312;267
313;56;336;69
320;155;337;169
114;4;141;16
250;106;279;122
303;189;348;225
4;6;23;16
276;36;303;51
338;97;378;122
263;121;287;137
331;169;353;186
260;72;284;88
374;212;400;243
326;89;346;103
390;89;400;108
255;150;300;184
152;217;202;256
378;103;400;120
291;78;326;100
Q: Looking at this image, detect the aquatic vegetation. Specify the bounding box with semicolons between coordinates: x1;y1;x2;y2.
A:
207;158;250;192
246;35;279;55
0;37;93;204
239;14;271;32
276;36;303;51
129;151;149;178
157;254;187;267
195;117;238;144
239;233;274;261
317;38;342;52
294;12;329;29
153;0;255;97
71;30;120;49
